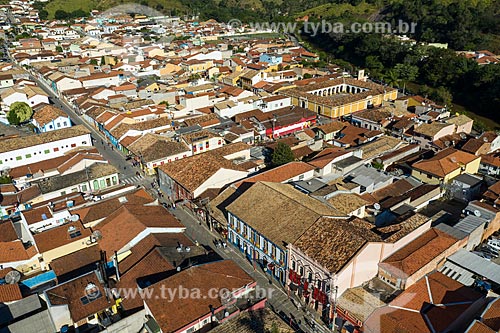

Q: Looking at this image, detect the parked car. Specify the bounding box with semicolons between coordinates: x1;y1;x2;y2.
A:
472;251;492;261
487;239;500;251
480;246;499;258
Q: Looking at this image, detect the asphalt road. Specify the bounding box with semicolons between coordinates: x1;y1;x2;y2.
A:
29;73;139;179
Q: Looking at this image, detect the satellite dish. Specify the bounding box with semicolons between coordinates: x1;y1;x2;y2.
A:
69;214;79;222
474;210;481;217
5;270;21;284
185;246;191;252
374;203;381;210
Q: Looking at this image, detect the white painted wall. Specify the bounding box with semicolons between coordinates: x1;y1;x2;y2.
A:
0;133;92;169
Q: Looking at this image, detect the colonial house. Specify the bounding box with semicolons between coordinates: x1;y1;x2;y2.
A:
126;133;192;175
158;143;255;208
377;227;465;290
287;212;431;321
411;148;481;184
225;182;344;284
32;105;72;133
0;125;92;169
143;260;263;333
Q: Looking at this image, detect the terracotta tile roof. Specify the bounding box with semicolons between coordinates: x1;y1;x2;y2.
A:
308;147;348;168
481;152;500;168
359;136;405;160
227;182;343;246
33;221;91;253
0;284;23;303
181;129;220;144
33;105;68;127
413;122;453;138
0;125;90;154
236;162;315;187
0;240;38;263
57;152;106;174
283;78;396;108
118;233;193;273
467;321;497;333
0;220;18;242
326;193;369;215
379;228;459;278
158;144;249;193
292;145;314;159
482;298;500;331
413;148;479;178
110;116;173;139
71;189;154;225
50;244;101;276
294;217;381;273
144;260;254;333
117;248;174;310
462;138;489;154
8;147;99;179
364;272;483;333
317;121;345;134
22;206;53;226
182;113;220;127
104;114;125;131
371;179;416;202
119;135;140;147
210;308;294;333
46;271;111;322
96;204;184;257
127;133;190;163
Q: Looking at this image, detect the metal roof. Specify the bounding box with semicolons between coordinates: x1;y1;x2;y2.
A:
442;249;500;285
453;215;487;234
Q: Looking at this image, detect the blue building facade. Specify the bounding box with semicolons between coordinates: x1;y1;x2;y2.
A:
226;211;287;284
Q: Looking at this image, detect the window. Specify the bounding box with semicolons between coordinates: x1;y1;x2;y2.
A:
49;125;53;129
186;328;195;333
299;266;304;276
100;180;105;188
112;176;117;185
60;191;66;195
292;261;296;270
93;180;99;190
298;175;304;180
16;156;22;161
53;147;59;152
44;149;50;154
71;143;76;148
0;160;2;165
57;123;61;128
25;154;31;158
81;184;87;192
218;139;222;145
69;230;82;238
71;188;78;192
63;121;67;126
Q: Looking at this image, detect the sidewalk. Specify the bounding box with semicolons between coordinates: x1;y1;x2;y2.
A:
170;205;331;333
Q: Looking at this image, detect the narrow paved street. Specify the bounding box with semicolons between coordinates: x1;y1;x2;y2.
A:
170;205;332;333
26;67;332;333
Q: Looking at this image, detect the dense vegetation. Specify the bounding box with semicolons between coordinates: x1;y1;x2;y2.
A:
37;0;500;128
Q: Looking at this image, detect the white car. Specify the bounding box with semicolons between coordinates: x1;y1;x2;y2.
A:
487;239;500;251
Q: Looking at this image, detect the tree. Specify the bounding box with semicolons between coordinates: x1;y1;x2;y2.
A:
303;73;313;79
89;59;98;65
7;102;33;125
384;69;400;88
394;63;419;94
0;175;12;184
55;46;63;53
55;9;69;20
39;9;48;20
271;142;295;167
